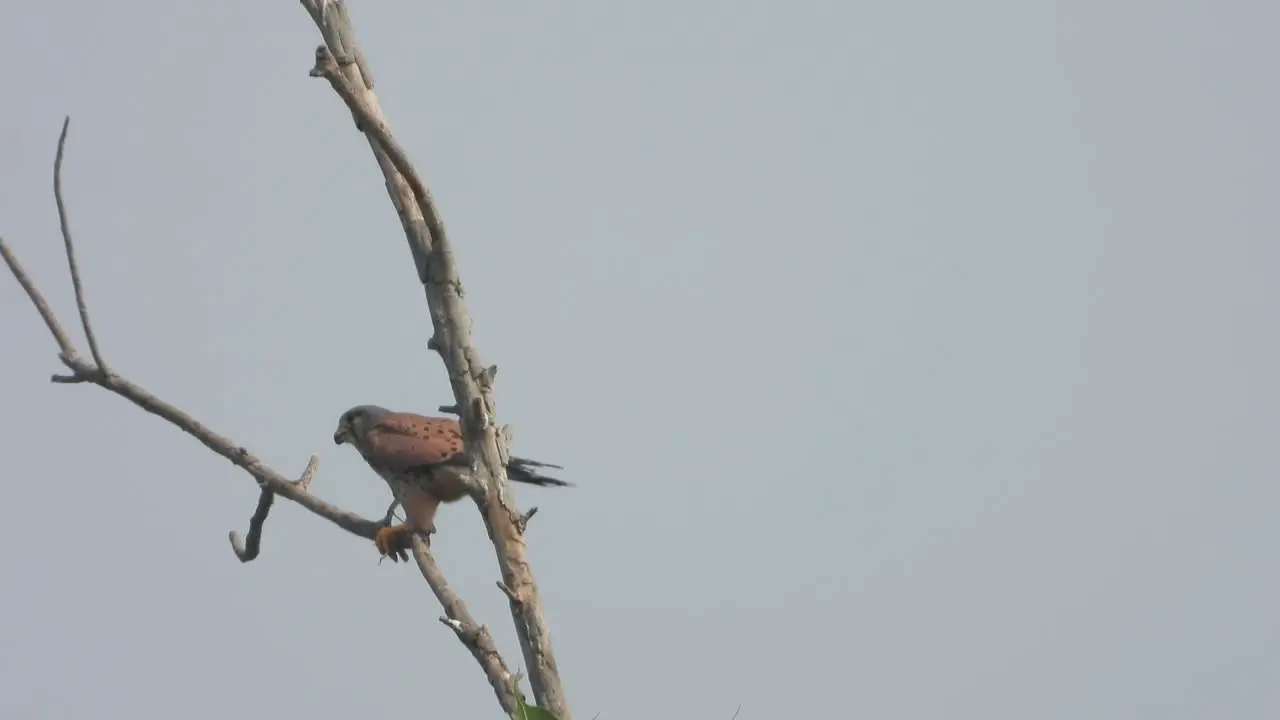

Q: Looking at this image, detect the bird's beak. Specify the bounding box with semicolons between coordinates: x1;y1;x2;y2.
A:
333;425;351;445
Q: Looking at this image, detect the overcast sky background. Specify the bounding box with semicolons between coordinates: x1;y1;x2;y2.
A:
1;1;1276;718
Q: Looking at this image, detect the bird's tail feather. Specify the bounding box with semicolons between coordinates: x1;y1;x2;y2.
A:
506;456;573;488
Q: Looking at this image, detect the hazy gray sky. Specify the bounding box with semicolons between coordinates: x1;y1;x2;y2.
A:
2;1;1276;718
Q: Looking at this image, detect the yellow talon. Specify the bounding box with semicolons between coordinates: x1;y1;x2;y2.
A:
374;524;411;562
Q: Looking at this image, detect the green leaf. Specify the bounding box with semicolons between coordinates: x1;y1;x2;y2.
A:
509;670;561;720
513;691;560;720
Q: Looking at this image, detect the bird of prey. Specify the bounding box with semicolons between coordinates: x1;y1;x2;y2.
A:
333;404;570;561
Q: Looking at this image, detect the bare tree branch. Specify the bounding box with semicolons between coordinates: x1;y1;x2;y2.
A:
516;506;539;533
412;536;519;714
229;455;317;562
2;111;522;716
10;4;572;716
3;234;381;541
230;488;275;562
302;7;571;715
52;116;107;374
1;259;522;713
0;237;77;360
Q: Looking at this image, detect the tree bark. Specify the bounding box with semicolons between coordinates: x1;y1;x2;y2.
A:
302;2;570;717
2;3;571;716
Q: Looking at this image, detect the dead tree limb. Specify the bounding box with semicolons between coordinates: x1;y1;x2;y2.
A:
229;455;316;562
300;3;571;717
0;238;376;544
0;113;518;713
413;536;518;714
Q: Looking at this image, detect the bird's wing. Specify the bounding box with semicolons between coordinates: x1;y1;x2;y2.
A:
363;413;466;473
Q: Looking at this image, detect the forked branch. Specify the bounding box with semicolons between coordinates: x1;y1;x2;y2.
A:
301;5;571;716
229;455;317;563
0;114;517;713
1;252;376;550
413;536;519;714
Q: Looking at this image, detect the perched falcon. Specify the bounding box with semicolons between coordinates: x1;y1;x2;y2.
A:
333;404;570;561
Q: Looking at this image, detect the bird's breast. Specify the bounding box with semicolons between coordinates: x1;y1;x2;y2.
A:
362;457;404;492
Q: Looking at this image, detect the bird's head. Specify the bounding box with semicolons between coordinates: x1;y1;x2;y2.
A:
333;405;391;447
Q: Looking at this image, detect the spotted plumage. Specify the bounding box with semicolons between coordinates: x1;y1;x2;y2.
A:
333;404;570;561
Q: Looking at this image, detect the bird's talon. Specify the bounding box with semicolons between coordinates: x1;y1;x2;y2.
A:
374;524;411;562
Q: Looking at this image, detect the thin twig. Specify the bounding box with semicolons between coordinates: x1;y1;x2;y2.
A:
228;455;318;562
516;506;539;533
497;581;523;606
296;454;319;491
53;117;107;374
0;237;78;359
229;488;274;562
